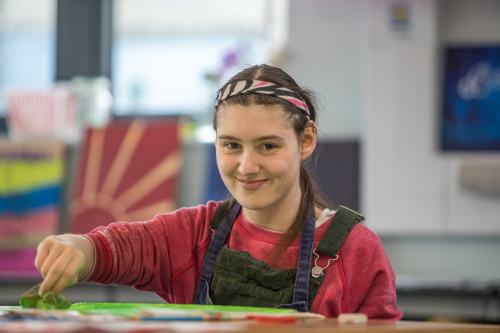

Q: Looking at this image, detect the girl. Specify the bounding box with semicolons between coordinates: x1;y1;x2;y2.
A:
35;64;402;320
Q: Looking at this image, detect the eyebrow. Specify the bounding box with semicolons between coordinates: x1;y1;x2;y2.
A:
217;135;286;143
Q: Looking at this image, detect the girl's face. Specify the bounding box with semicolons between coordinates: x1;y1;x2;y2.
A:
215;104;315;216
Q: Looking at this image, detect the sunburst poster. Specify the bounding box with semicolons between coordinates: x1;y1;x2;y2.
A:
69;120;182;234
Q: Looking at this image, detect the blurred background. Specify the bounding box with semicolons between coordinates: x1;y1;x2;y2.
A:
0;0;499;324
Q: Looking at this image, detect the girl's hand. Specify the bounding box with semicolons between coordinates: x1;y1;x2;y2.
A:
34;235;93;296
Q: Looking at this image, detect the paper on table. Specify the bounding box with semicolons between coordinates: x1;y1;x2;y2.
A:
70;303;325;321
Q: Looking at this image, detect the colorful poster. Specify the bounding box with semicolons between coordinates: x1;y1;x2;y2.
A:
69;120;182;234
441;46;500;151
0;140;65;278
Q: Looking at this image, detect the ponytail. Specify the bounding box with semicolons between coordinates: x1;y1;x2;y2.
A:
269;165;325;261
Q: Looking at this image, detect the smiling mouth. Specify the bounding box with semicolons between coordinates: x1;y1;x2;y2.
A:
237;179;267;190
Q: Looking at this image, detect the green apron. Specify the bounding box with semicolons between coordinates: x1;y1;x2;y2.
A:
193;201;364;312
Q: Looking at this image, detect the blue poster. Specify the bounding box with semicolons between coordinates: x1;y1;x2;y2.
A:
441;46;500;151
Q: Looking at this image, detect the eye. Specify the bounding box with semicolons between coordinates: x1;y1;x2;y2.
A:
224;142;240;149
261;143;276;151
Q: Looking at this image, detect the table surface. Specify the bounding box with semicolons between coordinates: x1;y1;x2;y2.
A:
0;318;498;333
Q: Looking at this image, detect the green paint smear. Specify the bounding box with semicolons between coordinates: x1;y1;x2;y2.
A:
70;302;296;317
19;284;71;310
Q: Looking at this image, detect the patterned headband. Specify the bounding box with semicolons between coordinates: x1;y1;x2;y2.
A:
215;80;311;120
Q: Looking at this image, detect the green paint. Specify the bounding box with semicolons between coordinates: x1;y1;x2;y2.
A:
19;284;71;310
70;302;296;317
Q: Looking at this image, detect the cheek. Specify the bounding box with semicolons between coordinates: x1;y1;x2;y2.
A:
279;155;302;179
268;157;299;179
216;153;233;175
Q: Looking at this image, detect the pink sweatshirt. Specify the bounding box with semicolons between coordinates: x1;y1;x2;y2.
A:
84;201;402;320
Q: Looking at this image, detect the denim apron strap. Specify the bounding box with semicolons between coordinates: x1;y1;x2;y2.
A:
193;202;241;305
275;208;316;312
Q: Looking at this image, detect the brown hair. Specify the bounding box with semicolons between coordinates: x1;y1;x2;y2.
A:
213;64;331;258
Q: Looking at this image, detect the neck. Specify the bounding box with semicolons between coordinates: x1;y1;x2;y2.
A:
242;207;294;233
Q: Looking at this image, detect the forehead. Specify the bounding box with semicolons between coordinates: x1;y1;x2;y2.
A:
216;104;295;136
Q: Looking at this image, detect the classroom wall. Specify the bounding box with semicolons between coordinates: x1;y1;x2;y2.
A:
283;0;363;140
283;0;500;281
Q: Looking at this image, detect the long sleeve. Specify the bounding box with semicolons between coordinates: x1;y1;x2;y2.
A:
84;201;221;303
336;224;402;320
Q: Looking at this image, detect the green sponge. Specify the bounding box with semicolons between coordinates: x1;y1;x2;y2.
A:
19;284;71;310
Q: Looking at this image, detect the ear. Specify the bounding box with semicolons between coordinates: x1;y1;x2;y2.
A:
300;121;317;161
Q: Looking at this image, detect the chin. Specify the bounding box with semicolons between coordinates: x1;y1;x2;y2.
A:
233;195;266;211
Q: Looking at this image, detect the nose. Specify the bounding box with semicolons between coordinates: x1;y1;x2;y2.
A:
238;149;260;175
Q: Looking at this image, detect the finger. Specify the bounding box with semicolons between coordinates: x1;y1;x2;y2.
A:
39;264;63;295
39;243;65;281
40;250;83;295
34;239;51;271
49;260;82;295
39;250;71;295
36;237;63;278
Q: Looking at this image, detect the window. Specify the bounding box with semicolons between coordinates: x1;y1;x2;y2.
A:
0;0;56;115
112;0;287;116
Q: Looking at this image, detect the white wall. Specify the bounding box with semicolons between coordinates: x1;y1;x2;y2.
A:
438;0;500;236
363;0;500;280
284;0;363;140
284;0;500;281
361;0;500;236
362;0;449;235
